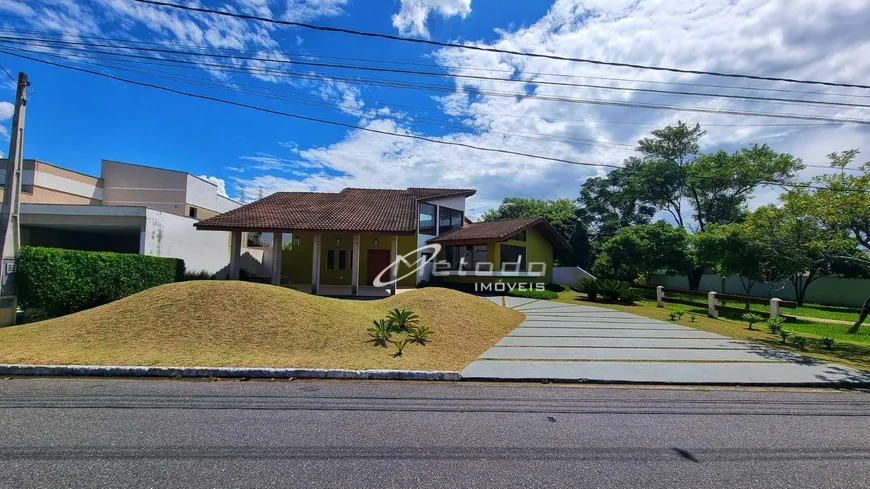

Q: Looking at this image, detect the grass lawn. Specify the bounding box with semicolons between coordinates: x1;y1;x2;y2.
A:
551;290;870;372
0;282;525;371
637;289;862;323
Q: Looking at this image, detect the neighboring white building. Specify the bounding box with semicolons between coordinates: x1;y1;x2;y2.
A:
0;158;263;277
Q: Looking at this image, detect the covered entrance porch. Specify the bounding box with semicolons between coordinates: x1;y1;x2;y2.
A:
227;230;419;296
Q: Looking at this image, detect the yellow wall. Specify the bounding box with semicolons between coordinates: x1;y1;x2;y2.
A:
436;226;554;284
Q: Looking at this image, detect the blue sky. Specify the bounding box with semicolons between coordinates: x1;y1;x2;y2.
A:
1;0;869;217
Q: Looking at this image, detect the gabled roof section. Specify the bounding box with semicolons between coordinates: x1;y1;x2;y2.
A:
195;187;476;233
427;217;572;252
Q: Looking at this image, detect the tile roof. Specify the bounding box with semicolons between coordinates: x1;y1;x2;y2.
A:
194;187;476;233
427;217;572;252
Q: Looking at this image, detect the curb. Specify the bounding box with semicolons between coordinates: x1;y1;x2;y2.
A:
0;364;461;381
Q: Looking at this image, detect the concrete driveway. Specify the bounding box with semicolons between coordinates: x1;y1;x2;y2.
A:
463;297;870;385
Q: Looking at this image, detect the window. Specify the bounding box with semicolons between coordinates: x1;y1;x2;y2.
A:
474;245;488;266
188;206;198;219
439;207;464;234
510;230;527;241
419;203;436;235
338;250;347;270
326;249;335;269
500;245;527;272
443;245;458;270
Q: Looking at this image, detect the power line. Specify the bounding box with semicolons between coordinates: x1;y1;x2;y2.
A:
4;43;868;125
134;0;870;91
6;27;870;101
5;35;870;110
2;48;867;191
0;62;13;82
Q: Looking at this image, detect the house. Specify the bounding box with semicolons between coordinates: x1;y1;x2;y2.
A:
194;187;571;296
0;158;262;276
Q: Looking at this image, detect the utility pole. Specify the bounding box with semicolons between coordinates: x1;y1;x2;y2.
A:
0;72;28;326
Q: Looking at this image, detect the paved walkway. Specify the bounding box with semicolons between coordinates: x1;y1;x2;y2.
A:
463;297;870;385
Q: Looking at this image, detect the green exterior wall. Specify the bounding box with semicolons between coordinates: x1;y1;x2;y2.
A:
281;232;416;287
436;226;554;285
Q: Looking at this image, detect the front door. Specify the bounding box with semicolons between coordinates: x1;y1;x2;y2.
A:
367;249;391;285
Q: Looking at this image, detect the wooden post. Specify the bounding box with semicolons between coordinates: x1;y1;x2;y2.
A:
311;233;321;295
656;286;664;308
708;291;718;319
351;234;360;295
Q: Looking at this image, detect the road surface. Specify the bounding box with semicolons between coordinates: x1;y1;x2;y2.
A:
1;379;869;488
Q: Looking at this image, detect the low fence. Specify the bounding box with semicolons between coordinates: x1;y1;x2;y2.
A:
634;284;796;321
651;274;870;308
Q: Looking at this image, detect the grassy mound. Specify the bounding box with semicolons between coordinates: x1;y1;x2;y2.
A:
0;282;524;371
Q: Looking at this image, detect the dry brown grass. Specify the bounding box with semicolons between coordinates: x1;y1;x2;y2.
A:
0;282;524;371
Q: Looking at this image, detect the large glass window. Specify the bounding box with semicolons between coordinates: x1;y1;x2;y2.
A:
439;207;464;234
500;245;527;272
419;203;436;235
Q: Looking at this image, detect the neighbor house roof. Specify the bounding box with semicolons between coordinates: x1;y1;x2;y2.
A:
195;187;476;233
427;217;572;252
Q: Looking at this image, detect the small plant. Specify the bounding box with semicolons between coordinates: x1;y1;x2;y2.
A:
407;325;433;345
668;311;678;321
741;313;763;331
791;335;807;350
367;319;394;347
575;278;598;301
391;338;410;357
822;337;835;349
766;317;785;334
778;329;793;344
689;313;697;323
386;308;420;332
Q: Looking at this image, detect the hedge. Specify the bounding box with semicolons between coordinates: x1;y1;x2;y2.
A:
507;289;559;300
17;246;185;317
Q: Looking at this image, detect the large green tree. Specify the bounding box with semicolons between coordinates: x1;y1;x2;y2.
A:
576;167;655;243
592;221;693;283
694;222;783;295
480;197;590;267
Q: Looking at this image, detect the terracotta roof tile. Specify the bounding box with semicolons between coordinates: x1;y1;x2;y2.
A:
427;217;572;252
195;187;476;233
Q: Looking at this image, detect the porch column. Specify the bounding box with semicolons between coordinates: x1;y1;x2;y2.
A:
271;232;283;285
389;236;398;296
229;230;242;280
311;233;321;295
351;234;360;295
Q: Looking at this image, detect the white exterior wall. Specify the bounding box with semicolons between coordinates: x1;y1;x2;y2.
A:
185;175;239;214
0;163;103;201
553;266;596;286
141;209;263;276
101;159;188;215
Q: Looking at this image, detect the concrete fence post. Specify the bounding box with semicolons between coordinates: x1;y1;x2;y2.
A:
770;298;782;319
656;286;664;308
708;291;718;319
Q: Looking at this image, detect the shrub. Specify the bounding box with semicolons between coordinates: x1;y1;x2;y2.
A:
741;313;763;331
386;308;420;332
17;246;183;317
575;278;598;300
507;289;559;300
544;283;567;292
690;313;697;323
367;319;394;347
181;269;216;281
407;326;433;345
778;329;793;344
619;288;644;304
766;317;785;334
595;279;627;303
391;337;410;357
791;335;807;350
822;337;835;349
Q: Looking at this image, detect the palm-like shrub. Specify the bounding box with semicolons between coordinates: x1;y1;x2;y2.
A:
595;279;627;303
766;317;785;334
741;313;763;331
367;319;394;347
778;329;793;344
407;326;433;345
386;308;420;332
575;279;599;301
791;335;807;350
822;337;835;349
391;338;410;357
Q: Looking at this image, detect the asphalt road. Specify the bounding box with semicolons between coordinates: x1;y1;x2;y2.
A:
1;379;869;488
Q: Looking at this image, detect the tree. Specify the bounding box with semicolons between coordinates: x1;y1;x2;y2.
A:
592;221;693;283
576;167;656;243
481;197;590;267
694;222;783;295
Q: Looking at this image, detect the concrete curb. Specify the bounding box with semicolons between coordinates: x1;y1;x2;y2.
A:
0;364;462;381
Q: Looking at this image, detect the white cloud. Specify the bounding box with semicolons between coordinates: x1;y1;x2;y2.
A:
0;101;13;121
198;175;229;197
392;0;472;38
282;0;348;22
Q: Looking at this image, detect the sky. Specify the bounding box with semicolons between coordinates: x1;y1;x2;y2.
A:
0;0;869;219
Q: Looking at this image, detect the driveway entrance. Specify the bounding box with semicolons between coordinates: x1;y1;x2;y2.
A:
463;298;870;385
